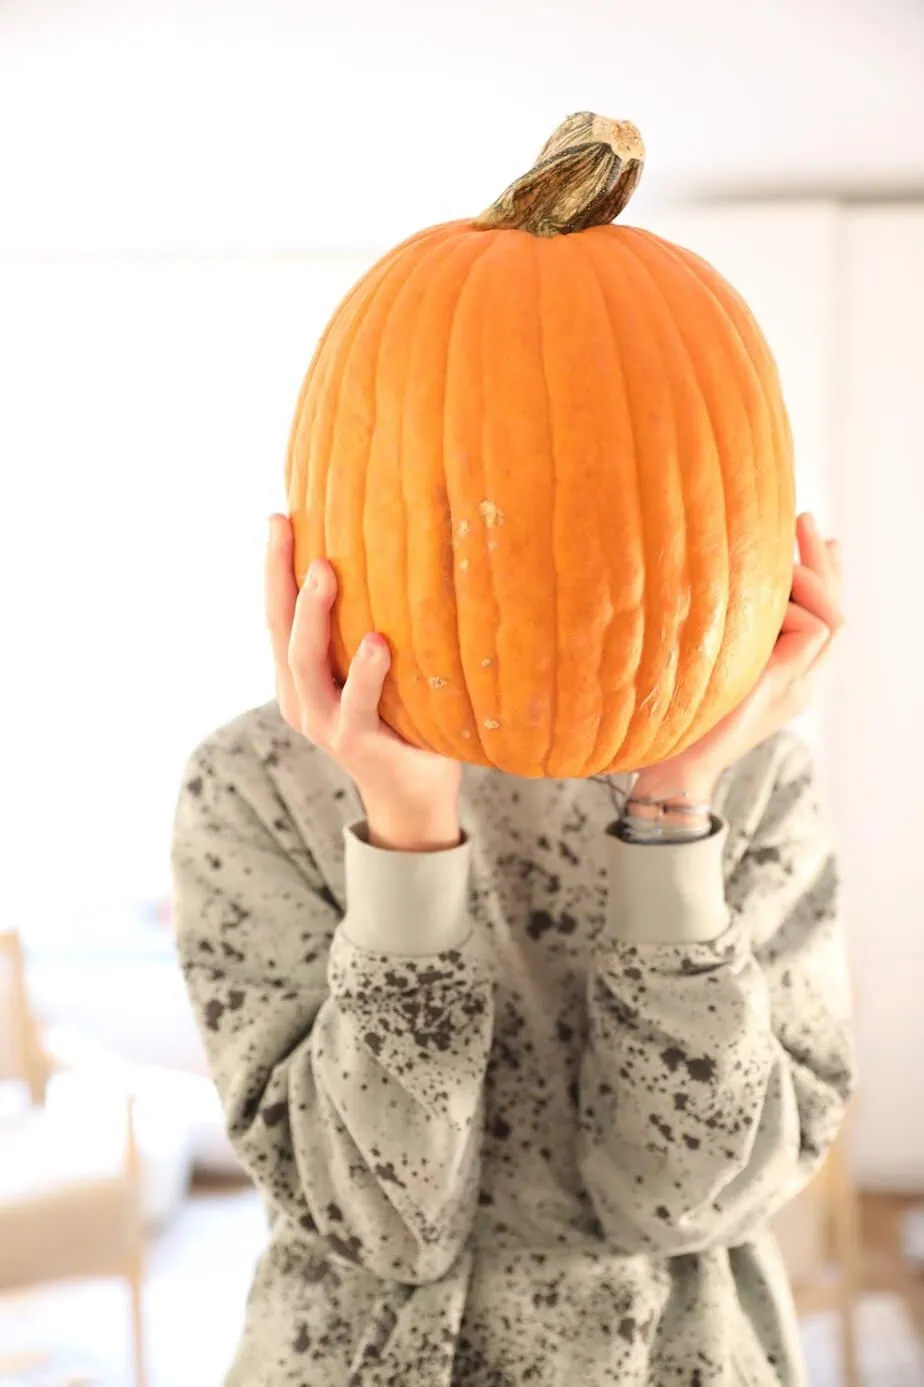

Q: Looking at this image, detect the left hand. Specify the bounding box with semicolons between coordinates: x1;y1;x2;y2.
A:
632;513;844;804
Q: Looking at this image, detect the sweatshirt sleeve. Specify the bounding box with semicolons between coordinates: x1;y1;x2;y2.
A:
579;737;856;1256
170;737;494;1286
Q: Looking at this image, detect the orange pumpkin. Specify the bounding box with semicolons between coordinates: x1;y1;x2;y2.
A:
286;113;795;778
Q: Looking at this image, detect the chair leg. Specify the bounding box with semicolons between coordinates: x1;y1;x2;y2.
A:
127;1258;148;1387
839;1286;861;1387
830;1149;863;1387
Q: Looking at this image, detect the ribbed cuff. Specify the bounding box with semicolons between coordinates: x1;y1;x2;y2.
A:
606;816;730;944
340;821;473;956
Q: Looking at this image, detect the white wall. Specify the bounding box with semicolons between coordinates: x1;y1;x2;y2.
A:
0;253;371;916
2;0;924;253
656;206;924;1188
836;210;924;1188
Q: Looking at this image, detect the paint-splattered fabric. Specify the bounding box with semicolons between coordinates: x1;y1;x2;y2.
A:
171;702;854;1387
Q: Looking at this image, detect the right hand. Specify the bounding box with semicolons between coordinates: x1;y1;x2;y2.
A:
266;515;462;853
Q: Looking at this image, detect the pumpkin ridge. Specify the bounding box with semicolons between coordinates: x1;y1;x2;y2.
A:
439;233;504;766
619;229;788;749
643;232;793;642
533;237;560;777
581;232;683;768
536;240;627;778
659;235;795;565
398;231;498;761
619;233;752;757
702;257;797;606
620;236;746;759
556;244;617;778
566;235;645;777
571;233;647;773
320;240;459;730
652;233;788;447
469;234;515;768
605;233;693;763
361;233;478;753
460;231;567;775
641;231;782;568
635;228;783;541
287;226;453;648
288;226;452;515
612;231;728;761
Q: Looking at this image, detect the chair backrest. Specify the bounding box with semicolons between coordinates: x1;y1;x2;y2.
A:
0;931;48;1103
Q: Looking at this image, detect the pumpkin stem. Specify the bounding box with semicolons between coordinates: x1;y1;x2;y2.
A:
474;112;645;237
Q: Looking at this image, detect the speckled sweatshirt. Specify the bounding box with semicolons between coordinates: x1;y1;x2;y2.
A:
171;701;855;1387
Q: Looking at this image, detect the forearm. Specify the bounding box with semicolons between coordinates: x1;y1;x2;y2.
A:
305;926;493;1281
302;821;494;1280
580;774;854;1255
581;918;804;1254
363;795;462;854
184;922;493;1286
174;756;494;1285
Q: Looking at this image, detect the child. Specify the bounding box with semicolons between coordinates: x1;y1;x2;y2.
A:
172;511;853;1386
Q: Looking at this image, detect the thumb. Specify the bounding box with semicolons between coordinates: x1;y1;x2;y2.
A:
769;625;830;682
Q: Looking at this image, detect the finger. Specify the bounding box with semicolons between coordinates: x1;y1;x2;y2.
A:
288;559;340;738
780;599;821;636
791;562;845;633
826;538;843;602
807;635;836;679
768;623;831;684
337;633;390;739
796;512;833;582
771;627;837;721
265;515;299;718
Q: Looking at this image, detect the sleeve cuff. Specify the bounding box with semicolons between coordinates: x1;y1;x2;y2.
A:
340;820;473;956
605;816;730;945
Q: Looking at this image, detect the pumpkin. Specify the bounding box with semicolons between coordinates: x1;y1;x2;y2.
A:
286;113;795;778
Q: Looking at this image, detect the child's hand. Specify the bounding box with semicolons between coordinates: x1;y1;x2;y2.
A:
633;513;844;804
266;515;462;853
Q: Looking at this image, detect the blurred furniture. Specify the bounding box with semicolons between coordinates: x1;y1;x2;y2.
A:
0;930;147;1387
774;1129;862;1387
25;925;242;1177
40;1023;199;1228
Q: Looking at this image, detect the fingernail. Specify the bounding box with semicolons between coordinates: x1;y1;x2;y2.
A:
307;560;322;592
361;634;384;658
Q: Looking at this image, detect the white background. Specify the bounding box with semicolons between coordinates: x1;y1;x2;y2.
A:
1;0;922;1189
2;0;924;252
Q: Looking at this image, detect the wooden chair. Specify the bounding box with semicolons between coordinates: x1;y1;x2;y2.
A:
774;1127;862;1387
0;930;147;1387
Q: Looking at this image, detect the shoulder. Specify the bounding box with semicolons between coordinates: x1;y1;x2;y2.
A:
181;701;291;785
730;726;815;786
171;706;348;966
174;701;353;840
176;702;286;822
719;729;832;870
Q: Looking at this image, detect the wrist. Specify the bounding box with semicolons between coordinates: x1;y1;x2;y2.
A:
630;763;719;806
620;763;717;845
362;797;462;854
